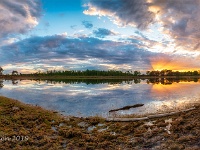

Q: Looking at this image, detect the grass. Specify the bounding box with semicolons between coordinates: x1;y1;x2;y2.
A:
0;96;199;149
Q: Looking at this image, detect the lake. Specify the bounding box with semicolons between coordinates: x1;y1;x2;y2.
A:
0;78;199;117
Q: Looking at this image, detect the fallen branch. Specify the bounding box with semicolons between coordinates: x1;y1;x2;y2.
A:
109;104;144;112
106;107;196;122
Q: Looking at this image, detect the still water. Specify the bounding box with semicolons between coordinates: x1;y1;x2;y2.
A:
0;78;199;117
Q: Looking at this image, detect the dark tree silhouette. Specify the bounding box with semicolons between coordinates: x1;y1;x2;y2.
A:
0;80;4;88
0;67;3;75
12;71;18;75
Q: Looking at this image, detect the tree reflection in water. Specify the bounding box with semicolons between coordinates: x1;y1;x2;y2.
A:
0;80;3;88
0;78;199;87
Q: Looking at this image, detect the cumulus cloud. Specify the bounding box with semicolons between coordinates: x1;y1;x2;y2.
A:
0;0;42;38
84;0;200;52
82;20;93;29
93;28;117;38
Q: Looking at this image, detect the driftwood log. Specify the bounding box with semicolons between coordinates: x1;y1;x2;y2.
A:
106;107;196;122
109;104;144;112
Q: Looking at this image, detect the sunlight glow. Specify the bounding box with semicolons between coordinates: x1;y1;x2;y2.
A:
150;57;200;71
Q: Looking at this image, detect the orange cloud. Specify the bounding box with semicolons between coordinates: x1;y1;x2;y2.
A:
150;56;200;71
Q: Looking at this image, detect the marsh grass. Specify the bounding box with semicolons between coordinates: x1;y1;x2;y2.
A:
0;96;199;149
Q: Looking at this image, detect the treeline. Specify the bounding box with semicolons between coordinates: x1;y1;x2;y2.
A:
2;68;200;77
29;70;140;76
29;69;200;76
146;69;199;76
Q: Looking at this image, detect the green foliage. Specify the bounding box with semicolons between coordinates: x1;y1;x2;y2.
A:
30;69;138;76
145;69;200;76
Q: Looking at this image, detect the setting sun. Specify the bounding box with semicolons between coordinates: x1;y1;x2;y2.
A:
150;57;200;71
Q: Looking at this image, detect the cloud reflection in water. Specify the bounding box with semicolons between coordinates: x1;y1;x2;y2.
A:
0;79;199;117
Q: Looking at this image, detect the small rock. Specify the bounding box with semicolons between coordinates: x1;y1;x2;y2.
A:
147;127;152;132
165;118;172;123
144;121;154;126
98;127;108;132
87;126;96;132
110;132;116;135
97;123;104;127
166;123;172;131
12;106;19;111
51;126;57;132
59;123;65;127
165;123;172;134
78;122;88;128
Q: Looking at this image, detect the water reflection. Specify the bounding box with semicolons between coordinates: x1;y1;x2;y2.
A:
0;80;4;89
45;79;134;85
0;78;200;117
147;78;200;84
4;77;200;85
12;80;18;85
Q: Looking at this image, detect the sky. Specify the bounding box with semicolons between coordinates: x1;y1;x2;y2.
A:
1;0;200;74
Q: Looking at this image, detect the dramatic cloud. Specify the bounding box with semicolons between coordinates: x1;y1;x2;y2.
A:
83;0;154;29
84;0;200;53
93;28;117;38
0;35;154;72
2;34;200;73
0;0;42;38
149;0;200;52
82;20;93;29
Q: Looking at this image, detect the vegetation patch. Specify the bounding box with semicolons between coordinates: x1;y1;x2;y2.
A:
0;96;199;149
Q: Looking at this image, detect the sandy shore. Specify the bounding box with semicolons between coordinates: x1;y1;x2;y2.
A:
0;96;199;149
